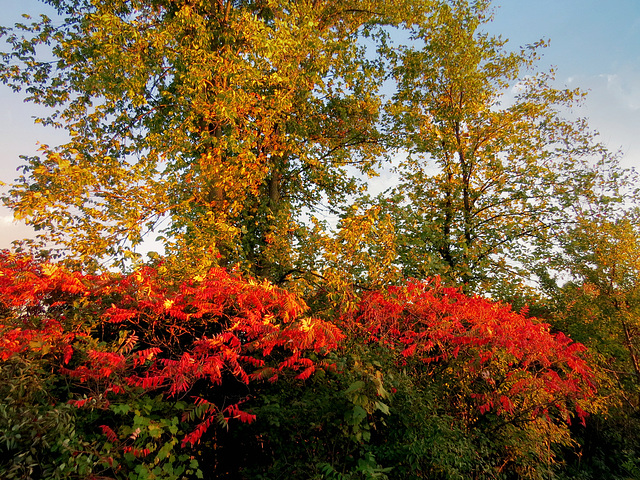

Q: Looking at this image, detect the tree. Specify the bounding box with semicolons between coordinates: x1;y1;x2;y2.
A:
536;212;640;479
380;0;625;294
0;0;428;278
556;215;640;398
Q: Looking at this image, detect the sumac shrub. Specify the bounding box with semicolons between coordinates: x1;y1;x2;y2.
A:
0;250;342;478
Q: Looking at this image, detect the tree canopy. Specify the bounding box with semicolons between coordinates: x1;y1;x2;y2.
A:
370;0;628;295
2;0;632;293
1;0;428;277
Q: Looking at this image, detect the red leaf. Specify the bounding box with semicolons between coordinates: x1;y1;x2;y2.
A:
296;366;315;380
99;425;119;443
63;345;73;365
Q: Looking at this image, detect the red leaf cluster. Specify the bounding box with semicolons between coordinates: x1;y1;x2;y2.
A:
0;250;343;448
342;278;596;425
0;250;596;454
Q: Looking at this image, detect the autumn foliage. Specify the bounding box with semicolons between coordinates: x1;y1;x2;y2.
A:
0;250;599;478
0;250;344;477
346;280;595;424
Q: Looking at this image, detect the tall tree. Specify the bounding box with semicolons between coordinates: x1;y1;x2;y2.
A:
0;0;427;278
382;0;625;294
553;214;640;402
540;211;640;479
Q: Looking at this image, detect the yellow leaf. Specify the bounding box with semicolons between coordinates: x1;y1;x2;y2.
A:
42;263;59;277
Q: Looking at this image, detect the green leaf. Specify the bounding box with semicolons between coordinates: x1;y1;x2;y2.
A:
343;380;365;395
375;401;390;415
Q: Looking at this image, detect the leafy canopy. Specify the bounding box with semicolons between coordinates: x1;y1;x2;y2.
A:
0;0;428;277
367;0;629;294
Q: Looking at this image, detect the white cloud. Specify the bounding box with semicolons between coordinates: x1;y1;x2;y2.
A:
599;71;640;111
0;208;37;249
0;214;15;225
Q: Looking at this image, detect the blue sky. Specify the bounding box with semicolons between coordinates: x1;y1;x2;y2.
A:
1;0;639;248
488;0;640;164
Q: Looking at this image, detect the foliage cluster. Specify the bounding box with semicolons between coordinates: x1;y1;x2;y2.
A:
0;251;598;478
0;250;342;478
1;0;640;478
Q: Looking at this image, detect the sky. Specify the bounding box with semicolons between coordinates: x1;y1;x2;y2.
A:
1;0;639;250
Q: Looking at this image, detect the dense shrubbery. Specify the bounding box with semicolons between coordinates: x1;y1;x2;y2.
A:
0;250;343;478
0;251;599;479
